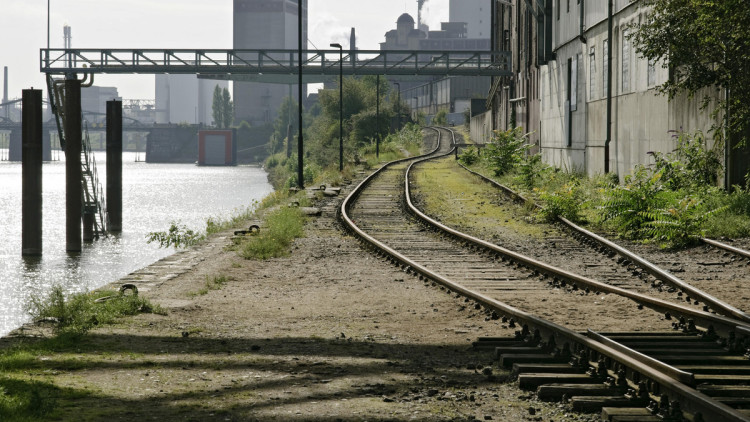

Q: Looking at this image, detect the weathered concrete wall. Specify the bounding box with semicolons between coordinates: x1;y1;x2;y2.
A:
470;110;492;144
540;1;722;180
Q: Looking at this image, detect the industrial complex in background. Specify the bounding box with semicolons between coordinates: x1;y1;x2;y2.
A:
5;0;747;184
1;0;494;164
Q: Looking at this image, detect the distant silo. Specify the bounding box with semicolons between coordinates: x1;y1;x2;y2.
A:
233;0;308;126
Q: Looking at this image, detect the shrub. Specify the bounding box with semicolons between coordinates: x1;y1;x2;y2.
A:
641;197;728;248
538;181;584;223
515;153;544;190
146;222;203;249
650;130;723;191
433;108;448;126
458;147;479;166
599;166;672;238
484;127;530;176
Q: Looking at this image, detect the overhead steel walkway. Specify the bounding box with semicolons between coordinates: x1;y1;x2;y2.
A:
40;48;512;80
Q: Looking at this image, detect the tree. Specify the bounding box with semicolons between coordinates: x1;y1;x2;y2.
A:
270;96;299;156
222;87;234;128
212;85;224;128
211;85;234;128
631;0;750;147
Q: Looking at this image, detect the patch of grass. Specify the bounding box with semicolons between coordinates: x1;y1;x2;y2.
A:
0;287;165;420
239;206;306;260
412;158;549;239
205;204;260;235
0;378;66;420
26;286;166;336
189;274;232;297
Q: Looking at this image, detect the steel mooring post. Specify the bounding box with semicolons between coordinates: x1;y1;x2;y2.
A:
65;78;82;252
106;100;122;232
82;213;95;241
22;89;43;256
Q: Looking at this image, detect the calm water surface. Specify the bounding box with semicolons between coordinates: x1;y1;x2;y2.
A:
0;151;273;337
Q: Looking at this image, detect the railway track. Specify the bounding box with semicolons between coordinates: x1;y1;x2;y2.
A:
450;155;750;325
339;127;750;421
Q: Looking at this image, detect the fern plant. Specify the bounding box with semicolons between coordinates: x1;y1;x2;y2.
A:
538;181;584;223
599;166;671;238
640;197;728;248
515;153;544;190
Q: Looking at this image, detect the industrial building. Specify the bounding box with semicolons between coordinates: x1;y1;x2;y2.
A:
474;0;749;186
449;0;491;39
233;0;307;125
383;0;492;121
155;75;228;126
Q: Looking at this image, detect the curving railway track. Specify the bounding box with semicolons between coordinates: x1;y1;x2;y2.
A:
339;127;750;421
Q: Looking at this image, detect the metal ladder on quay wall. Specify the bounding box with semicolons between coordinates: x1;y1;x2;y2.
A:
47;75;108;238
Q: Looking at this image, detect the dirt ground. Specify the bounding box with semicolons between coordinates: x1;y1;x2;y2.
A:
5;186;602;422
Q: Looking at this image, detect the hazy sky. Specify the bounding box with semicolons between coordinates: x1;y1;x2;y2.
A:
0;0;449;100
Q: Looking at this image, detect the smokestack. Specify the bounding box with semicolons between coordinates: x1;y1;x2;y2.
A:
2;66;7;120
63;25;72;49
350;28;356;65
64;25;72;68
3;67;7;104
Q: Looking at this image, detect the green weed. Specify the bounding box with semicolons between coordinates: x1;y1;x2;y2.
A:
26;286;165;335
641;197;728;248
239;206;305;260
146;221;203;249
190;275;232;297
537;181;584;223
458;147;479;166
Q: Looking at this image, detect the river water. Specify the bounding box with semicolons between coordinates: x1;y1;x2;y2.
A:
0;151;273;337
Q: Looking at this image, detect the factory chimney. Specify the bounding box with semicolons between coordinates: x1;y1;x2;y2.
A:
63;25;72;49
2;66;7;119
3;67;7;104
350;28;356;65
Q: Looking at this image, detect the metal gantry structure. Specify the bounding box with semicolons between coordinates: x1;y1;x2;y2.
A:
40;48;512;78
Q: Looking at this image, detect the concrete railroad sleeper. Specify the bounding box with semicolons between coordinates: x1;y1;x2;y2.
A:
339;127;750;422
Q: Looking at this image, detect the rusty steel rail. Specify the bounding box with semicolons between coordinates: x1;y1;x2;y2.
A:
455;161;750;324
340;127;750;421
702;237;750;260
409;159;750;338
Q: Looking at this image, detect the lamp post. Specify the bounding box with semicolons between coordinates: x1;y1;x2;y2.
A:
376;74;380;158
394;82;401;131
330;43;343;171
297;0;304;188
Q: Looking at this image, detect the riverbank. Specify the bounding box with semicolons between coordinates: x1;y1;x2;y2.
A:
0;174;596;421
0;153;272;337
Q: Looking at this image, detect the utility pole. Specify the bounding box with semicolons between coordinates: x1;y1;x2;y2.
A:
297;0;304;188
376;75;380;158
605;0;613;174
